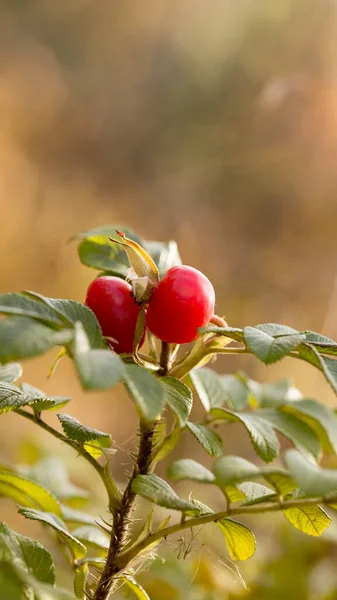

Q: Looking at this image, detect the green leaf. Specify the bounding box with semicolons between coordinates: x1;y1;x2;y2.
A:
253;408;321;460
144;240;181;277
0;470;61;515
21;383;70;412
23;458;89;506
152;423;181;463
160;377;193;427
43;299;105;349
122;574;150;600
131;474;199;515
73;322;125;391
0;382;35;413
214;456;259;489
0;522;55;584
57;414;112;458
198;325;244;343
168;459;215;483
0;363;22;383
0;317;72;363
71;225;142;243
261;468;297;495
302;331;337;356
61;506;97;526
243;326;304;365
78;236;131;276
18;507;87;560
71;526;109;552
74;562;88;600
283;505;331;536
210;408;280;463
124;364;165;423
213;456;296;495
190;367;225;411
0;293;63;325
186;422;223;458
239;482;276;504
297;344;337;396
220;374;249;410
217;519;256;560
282;398;337;454
284;449;337;496
259;378;302;407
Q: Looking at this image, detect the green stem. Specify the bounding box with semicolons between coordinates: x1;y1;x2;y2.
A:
115;493;337;570
168;344;248;379
15;408;120;508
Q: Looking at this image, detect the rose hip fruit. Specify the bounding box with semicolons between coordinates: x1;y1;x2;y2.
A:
85;276;144;354
146;265;215;344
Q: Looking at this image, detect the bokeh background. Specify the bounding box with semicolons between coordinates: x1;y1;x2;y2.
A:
1;1;337;598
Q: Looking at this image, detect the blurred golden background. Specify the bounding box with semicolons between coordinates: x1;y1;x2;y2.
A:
1;1;337;598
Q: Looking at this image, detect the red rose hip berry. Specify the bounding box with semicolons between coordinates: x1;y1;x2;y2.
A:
146;265;215;344
85;276;144;354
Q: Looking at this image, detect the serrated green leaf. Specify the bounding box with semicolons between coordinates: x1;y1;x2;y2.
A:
297;344;337;396
0;523;55;585
71;526;109;552
283;505;331;536
0;363;22;383
160;377;192;426
282;398;337;454
78;236;131;276
210;408;280;463
186;422;223;457
217;519;256;560
198;325;244;342
74;562;88;600
124;364;165;423
224;485;247;503
44;299;105;349
284;449;337;496
0;470;61;515
214;456;259;488
190;367;225;411
18;507;86;560
122;574;151;600
0;317;72;363
302;331;337;356
73;322;125;391
244;326;304;365
220;374;249;410
131;474;199;515
144;240;182;278
168;459;215;483
15;530;55;584
239;482;276;505
21;383;70;412
57;414;111;451
254;408;321;460
0;293;63;325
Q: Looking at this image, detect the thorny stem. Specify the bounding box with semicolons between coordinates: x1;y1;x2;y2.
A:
93;421;155;600
15;409;120;509
114;493;337;571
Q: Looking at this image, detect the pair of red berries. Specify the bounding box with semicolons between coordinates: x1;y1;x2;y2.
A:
85;265;215;354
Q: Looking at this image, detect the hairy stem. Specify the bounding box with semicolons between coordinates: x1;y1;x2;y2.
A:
93;421;155;600
15;409;120;508
115;493;337;571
